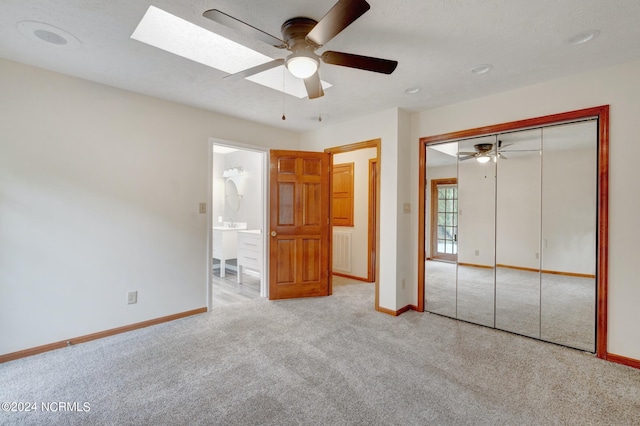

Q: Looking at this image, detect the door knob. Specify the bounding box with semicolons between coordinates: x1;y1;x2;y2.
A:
271;231;277;237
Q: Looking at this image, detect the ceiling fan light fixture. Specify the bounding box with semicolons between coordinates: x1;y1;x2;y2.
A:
476;155;491;164
286;53;318;79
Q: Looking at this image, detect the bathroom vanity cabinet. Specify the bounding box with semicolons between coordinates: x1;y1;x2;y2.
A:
212;225;246;277
237;230;262;283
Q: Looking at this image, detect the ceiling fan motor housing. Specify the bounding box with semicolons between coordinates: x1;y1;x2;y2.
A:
281;17;318;49
475;143;493;153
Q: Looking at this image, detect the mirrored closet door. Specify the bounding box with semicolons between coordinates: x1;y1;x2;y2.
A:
456;136;496;328
424;119;597;352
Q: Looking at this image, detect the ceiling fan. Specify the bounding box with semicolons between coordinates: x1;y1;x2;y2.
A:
459;141;510;163
202;0;398;99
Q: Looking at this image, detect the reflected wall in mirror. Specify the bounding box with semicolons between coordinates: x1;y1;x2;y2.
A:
424;142;458;318
456;136;496;327
495;130;542;338
541;121;597;352
225;177;243;215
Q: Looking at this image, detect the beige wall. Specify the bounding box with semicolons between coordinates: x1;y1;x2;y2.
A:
301;108;414;312
0;58;299;356
411;59;640;360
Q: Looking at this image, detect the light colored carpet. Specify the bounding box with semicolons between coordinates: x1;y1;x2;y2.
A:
2;280;639;425
425;261;595;351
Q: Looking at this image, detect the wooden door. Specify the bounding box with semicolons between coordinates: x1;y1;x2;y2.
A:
269;150;331;300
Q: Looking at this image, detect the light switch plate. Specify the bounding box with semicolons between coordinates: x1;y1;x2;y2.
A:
199;202;207;214
403;203;411;214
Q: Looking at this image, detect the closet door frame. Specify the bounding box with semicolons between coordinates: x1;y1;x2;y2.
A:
417;105;609;360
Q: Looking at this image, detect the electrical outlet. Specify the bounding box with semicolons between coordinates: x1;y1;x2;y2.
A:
127;291;137;305
475;250;479;256
199;202;207;214
535;252;539;259
402;279;406;289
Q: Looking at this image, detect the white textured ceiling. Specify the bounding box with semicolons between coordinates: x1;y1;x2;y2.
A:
1;0;639;132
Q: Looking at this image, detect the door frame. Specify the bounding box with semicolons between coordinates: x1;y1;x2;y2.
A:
417;105;609;360
325;139;381;308
207;138;270;310
429;178;458;262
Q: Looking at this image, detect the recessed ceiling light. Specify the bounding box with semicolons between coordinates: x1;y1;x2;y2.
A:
470;64;493;75
404;86;421;94
568;30;600;45
17;21;81;49
131;6;331;99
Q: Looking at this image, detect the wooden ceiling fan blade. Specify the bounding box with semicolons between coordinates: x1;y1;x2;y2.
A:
203;9;287;48
459;155;475;161
458;151;477;156
303;72;324;99
224;59;285;81
306;0;370;47
321;51;397;74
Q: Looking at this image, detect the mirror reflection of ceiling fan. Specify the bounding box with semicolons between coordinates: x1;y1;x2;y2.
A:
459;141;512;163
202;0;398;99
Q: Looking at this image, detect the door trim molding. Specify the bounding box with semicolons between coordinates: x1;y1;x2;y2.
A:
209;139;270;305
418;105;609;360
368;158;378;282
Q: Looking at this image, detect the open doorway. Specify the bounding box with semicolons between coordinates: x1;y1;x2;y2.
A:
325;139;380;291
209;140;268;308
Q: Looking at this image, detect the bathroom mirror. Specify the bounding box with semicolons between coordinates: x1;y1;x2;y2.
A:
225;177;242;213
456;135;496;327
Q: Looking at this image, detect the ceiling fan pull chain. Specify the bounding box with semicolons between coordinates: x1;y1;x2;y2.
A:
318;79;322;122
282;66;286;121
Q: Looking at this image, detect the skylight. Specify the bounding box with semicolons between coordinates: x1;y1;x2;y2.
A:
131;6;330;99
